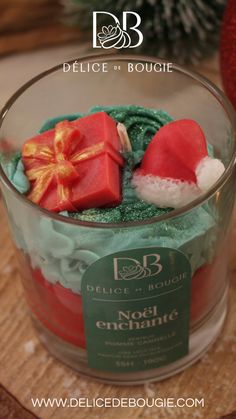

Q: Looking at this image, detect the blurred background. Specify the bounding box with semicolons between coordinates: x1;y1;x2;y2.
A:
1;0;236;113
0;0;82;56
0;0;227;61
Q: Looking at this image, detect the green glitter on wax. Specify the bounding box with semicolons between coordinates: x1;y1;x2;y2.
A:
89;105;173;151
70;201;171;223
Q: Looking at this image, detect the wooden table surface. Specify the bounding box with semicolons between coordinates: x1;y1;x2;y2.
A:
1;49;236;419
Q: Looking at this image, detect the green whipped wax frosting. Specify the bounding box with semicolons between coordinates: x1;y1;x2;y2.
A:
0;152;29;194
2;105;218;294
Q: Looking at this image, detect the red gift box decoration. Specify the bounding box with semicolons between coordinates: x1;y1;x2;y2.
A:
22;112;124;212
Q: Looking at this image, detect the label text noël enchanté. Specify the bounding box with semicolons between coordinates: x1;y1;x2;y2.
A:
96;305;179;331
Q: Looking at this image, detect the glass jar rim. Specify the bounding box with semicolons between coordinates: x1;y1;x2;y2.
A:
0;53;236;229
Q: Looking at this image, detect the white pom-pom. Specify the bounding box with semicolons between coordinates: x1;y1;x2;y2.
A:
132;174;200;209
196;156;225;191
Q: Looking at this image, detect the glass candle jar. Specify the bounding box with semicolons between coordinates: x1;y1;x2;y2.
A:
0;55;236;384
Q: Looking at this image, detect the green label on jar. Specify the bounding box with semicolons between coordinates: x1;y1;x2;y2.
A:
81;247;192;372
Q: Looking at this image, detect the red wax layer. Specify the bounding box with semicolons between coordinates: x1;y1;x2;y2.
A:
190;253;227;324
21;253;226;349
24;268;85;348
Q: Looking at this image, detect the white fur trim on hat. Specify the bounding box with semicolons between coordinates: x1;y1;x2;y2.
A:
132;156;225;209
132;174;200;208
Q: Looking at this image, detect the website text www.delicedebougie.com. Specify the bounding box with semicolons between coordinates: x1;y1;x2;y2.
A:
31;397;205;409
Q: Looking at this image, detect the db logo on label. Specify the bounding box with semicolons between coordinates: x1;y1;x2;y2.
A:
93;11;143;49
113;254;163;280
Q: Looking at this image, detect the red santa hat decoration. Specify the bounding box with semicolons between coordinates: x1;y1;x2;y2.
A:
132;119;225;208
